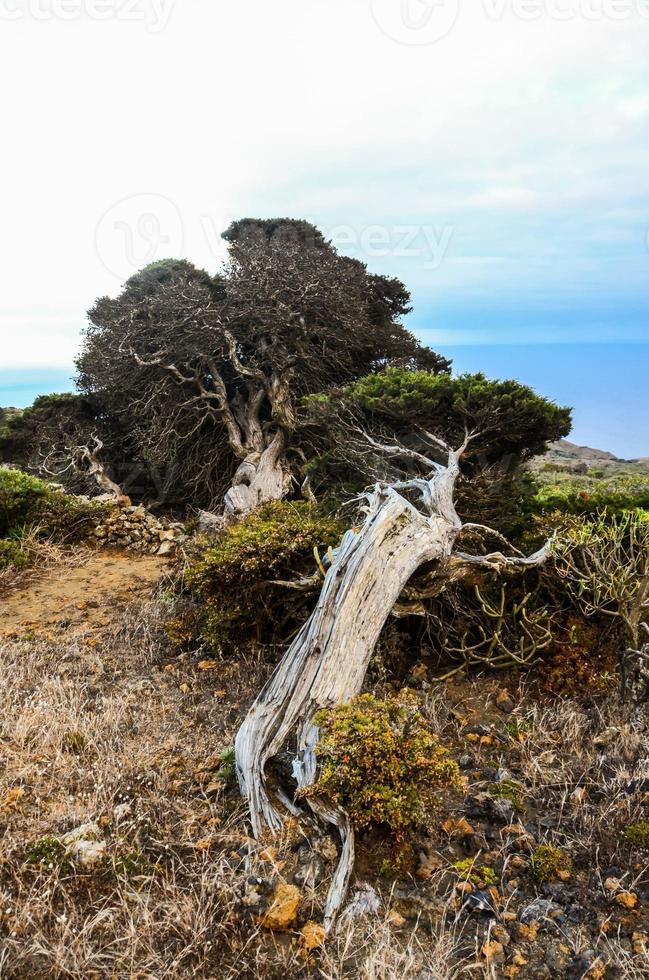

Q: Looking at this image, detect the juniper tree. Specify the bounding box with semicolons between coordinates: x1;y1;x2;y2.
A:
77;219;447;514
235;368;570;926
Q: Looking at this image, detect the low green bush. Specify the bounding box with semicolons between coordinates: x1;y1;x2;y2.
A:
530;844;572;883
453;858;498;887
310;693;461;833
621;822;649;849
0;468;103;542
0;538;29;569
529;472;649;517
184;500;345;650
0;469;51;535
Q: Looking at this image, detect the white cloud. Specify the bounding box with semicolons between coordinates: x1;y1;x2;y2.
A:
0;0;648;366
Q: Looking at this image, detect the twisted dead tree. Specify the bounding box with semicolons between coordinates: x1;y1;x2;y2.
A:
236;369;571;927
77;219;447;514
41;431;129;505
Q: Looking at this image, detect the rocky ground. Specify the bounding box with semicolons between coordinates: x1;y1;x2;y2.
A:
0;551;647;978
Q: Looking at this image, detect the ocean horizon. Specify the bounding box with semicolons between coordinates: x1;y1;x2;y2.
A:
0;368;76;410
2;342;648;460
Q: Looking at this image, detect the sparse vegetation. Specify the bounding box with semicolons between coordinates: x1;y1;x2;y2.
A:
621;822;649;849
453;858;498;888
530;844;573;883
1;223;647;977
0;466;98;535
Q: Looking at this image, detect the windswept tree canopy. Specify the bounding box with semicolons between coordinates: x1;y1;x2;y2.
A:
341;368;572;465
303;368;572;524
77;219;448;511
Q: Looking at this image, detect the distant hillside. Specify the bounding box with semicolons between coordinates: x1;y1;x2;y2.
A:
534;439;649;475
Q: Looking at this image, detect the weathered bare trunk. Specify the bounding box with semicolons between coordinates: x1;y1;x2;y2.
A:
80;438;131;506
235;455;464;924
224;430;292;517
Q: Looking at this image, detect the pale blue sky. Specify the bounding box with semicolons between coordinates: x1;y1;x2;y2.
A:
0;1;647;453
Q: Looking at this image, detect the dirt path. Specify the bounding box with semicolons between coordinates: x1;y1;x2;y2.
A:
0;551;169;639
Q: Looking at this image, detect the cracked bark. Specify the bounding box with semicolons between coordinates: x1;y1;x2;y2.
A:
235;440;551;927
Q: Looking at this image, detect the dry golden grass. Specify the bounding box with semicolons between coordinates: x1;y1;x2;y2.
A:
0;535;95;596
0;601;479;979
0;589;647;978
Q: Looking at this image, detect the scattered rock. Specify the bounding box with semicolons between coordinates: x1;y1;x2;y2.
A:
294;845;325;888
519;898;564;927
343;884;381;919
580;950;609;979
513;920;540;942
113;802;131;822
260;882;301;931
465;790;515;823
387;909;407;928
481;939;505;963
614;891;638;910
61;823;105;867
441;816;474;838
459;889;497;915
70;839;106;867
92;505;185;556
496;688;515;713
300;920;326;950
61;822;102;846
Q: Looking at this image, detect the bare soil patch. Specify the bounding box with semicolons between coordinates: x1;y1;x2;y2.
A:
0;550;169;639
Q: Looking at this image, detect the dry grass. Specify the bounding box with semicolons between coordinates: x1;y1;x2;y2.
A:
0;595;647;977
0;536;95;597
0;602;477;979
513;697;649;865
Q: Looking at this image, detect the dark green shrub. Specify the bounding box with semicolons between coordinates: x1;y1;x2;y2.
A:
25;836;70;870
185;501;345;650
310;693;461;833
0;469;51;535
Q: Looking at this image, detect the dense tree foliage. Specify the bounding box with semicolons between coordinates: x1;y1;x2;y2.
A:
77;219;447;512
0;392;141;497
303;367;572;529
